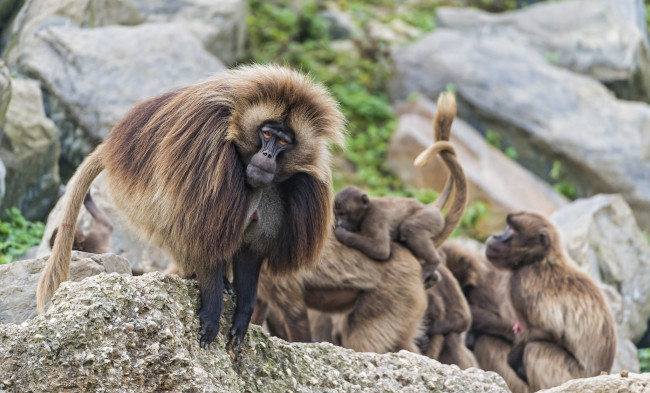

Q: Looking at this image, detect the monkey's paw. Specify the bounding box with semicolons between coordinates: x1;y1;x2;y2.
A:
423;270;441;289
228;324;248;351
199;315;220;349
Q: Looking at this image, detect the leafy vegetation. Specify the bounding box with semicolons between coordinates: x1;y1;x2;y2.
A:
549;161;577;200
640;348;650;373
0;207;45;264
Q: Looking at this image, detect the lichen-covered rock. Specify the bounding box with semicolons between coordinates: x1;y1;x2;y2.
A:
537;372;650;393
436;0;650;101
0;251;131;325
5;0;245;66
390;28;650;231
0;78;60;220
0;272;510;392
37;173;172;275
18;23;225;169
551;194;650;343
388;94;567;237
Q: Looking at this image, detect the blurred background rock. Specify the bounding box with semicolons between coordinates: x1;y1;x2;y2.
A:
0;0;649;376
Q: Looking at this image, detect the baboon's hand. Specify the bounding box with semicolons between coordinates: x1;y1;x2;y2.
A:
228;324;247;351
334;226;350;243
199;313;220;348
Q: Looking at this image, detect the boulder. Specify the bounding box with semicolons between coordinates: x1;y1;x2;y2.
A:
0;78;59;220
537;372;650;393
18;23;225;170
37;173;172;275
551;194;650;343
0;272;511;392
389;94;567;237
0;61;9;206
0;251;131;325
4;0;245;66
389;28;650;231
436;0;650;101
0;60;9;127
598;283;641;373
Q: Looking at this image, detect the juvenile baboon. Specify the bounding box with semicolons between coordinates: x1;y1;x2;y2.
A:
333;92;467;287
486;212;616;391
37;65;345;350
255;233;428;354
442;242;528;393
49;192;113;254
418;262;478;369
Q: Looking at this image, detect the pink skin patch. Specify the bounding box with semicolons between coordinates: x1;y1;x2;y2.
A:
513;320;524;335
250;211;259;221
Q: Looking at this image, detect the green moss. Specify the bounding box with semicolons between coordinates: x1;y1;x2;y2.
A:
0;207;45;264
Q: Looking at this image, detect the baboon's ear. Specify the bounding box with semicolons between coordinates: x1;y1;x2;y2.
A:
540;231;549;248
361;194;370;207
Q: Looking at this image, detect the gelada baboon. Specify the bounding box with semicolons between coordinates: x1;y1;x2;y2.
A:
418;261;478;369
253;91;466;354
37;65;345;349
255;232;428;353
442;242;528;393
333;92;467;287
49;192;113;254
486;212;616;391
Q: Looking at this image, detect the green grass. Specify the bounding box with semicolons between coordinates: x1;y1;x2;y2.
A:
0;207;45;264
640;348;650;373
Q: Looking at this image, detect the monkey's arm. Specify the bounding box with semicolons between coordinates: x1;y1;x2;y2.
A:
334;225;391;261
428;310;471;335
470;305;516;342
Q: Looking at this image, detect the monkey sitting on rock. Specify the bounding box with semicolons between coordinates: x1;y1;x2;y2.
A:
333;92;467;288
486;212;616;391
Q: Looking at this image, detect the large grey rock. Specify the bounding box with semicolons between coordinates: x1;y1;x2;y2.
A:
551;194;650;343
389;94;567;237
0;60;9;128
37;173;172;275
18;23;225;169
390;28;650;230
5;0;245;66
436;0;650;101
0;78;59;219
0;251;131;325
537;372;650;393
0;61;9;206
598;283;640;373
0;272;510;392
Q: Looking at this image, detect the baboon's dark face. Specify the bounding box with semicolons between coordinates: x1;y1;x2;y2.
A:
485;212;551;270
334;186;370;232
245;121;295;188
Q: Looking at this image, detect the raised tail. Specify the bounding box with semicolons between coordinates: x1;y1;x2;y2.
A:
37;146;106;313
412;92;468;247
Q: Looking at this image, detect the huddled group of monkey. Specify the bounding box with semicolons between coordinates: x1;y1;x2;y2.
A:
37;65;616;392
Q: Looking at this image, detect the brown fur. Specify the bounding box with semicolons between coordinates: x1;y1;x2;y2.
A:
333;92;467;286
486;212;616;391
443;242;528;393
37;65;345;347
49;192;113;254
255;232;428;353
419;262;478;369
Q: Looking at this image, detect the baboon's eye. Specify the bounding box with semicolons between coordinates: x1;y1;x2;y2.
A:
263;131;272;139
279;138;289;145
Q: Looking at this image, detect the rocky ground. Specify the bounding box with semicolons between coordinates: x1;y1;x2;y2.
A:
1;0;650;391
